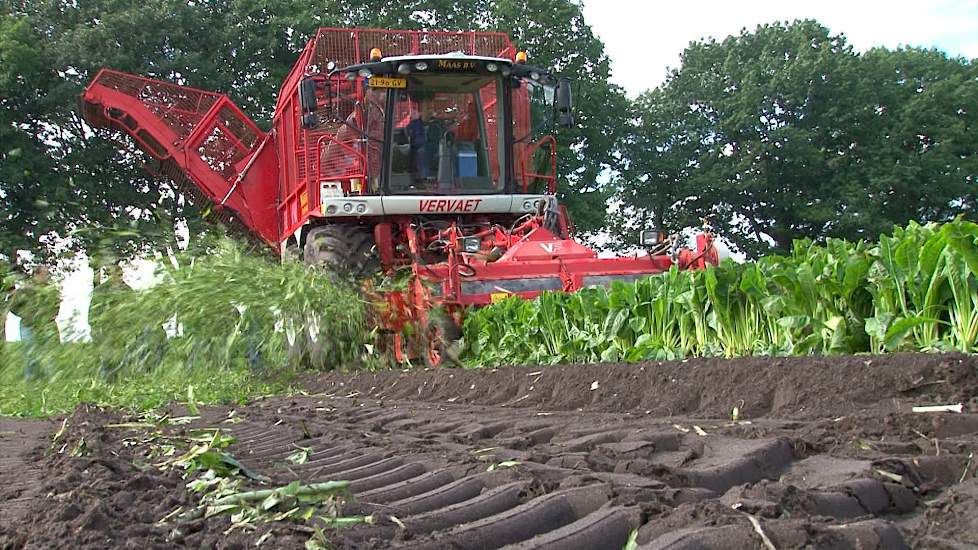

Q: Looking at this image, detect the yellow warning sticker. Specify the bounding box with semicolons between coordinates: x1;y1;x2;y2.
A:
490;292;510;303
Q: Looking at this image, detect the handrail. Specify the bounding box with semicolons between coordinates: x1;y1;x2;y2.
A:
315;133;367;188
520;135;557;194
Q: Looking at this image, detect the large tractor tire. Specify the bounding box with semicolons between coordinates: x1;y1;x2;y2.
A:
303;224;380;278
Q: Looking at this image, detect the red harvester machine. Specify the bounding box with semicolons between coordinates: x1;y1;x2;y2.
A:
80;28;718;366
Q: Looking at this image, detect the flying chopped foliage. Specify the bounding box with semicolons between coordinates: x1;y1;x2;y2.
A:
86;238;368;373
0;237;368;416
0;259;16;317
462;219;978;366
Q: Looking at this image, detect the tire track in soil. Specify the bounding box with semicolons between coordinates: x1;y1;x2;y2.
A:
249;410;899;549
225;353;977;548
0;418;56;528
219;376;975;547
2;353;978;549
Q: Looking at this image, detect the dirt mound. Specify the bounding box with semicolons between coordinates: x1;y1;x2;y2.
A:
0;416;56;532
1;353;976;549
306;352;978;419
0;407;178;549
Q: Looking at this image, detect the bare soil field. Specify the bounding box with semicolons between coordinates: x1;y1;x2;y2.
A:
2;353;977;549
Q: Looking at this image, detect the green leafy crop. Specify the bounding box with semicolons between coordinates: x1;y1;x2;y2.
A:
462;219;978;365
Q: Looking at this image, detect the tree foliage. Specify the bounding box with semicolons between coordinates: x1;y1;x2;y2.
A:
5;9;974;263
0;0;623;261
613;87;706;240
615;21;977;257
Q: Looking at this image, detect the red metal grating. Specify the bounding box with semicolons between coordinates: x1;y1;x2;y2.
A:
310;28;515;70
93;70;220;140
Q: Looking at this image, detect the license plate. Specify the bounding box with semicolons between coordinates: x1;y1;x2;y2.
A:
368;77;407;88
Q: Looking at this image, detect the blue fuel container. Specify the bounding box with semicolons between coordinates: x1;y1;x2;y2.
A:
457;148;478;177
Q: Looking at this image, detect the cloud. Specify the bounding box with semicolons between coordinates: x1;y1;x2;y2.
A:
581;0;978;96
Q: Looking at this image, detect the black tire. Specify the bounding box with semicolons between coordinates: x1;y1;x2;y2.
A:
303;224;380;279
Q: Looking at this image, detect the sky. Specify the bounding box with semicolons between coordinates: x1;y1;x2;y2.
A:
581;0;978;97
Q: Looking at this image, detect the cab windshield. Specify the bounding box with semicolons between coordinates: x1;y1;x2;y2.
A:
382;73;505;194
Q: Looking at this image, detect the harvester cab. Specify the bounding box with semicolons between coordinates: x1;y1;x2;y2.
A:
79;28;718;367
298;47;569;227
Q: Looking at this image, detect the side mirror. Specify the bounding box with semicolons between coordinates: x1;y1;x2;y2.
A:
299;77;318;114
556;77;574;128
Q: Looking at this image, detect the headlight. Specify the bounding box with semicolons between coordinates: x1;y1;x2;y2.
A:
530;72;540;81
326;61;336;71
640;229;664;246
462;237;481;253
357;68;372;78
414;61;428;71
522;200;532;210
326;205;337;214
486;62;498;72
356;204;366;214
343;202;353;213
397;63;411;75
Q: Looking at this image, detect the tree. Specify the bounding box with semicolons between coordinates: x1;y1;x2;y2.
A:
850;47;978;237
1;0;622;262
488;0;629;235
1;2;232;264
609;88;706;247
1;13;58;261
653;20;867;257
618;20;977;258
